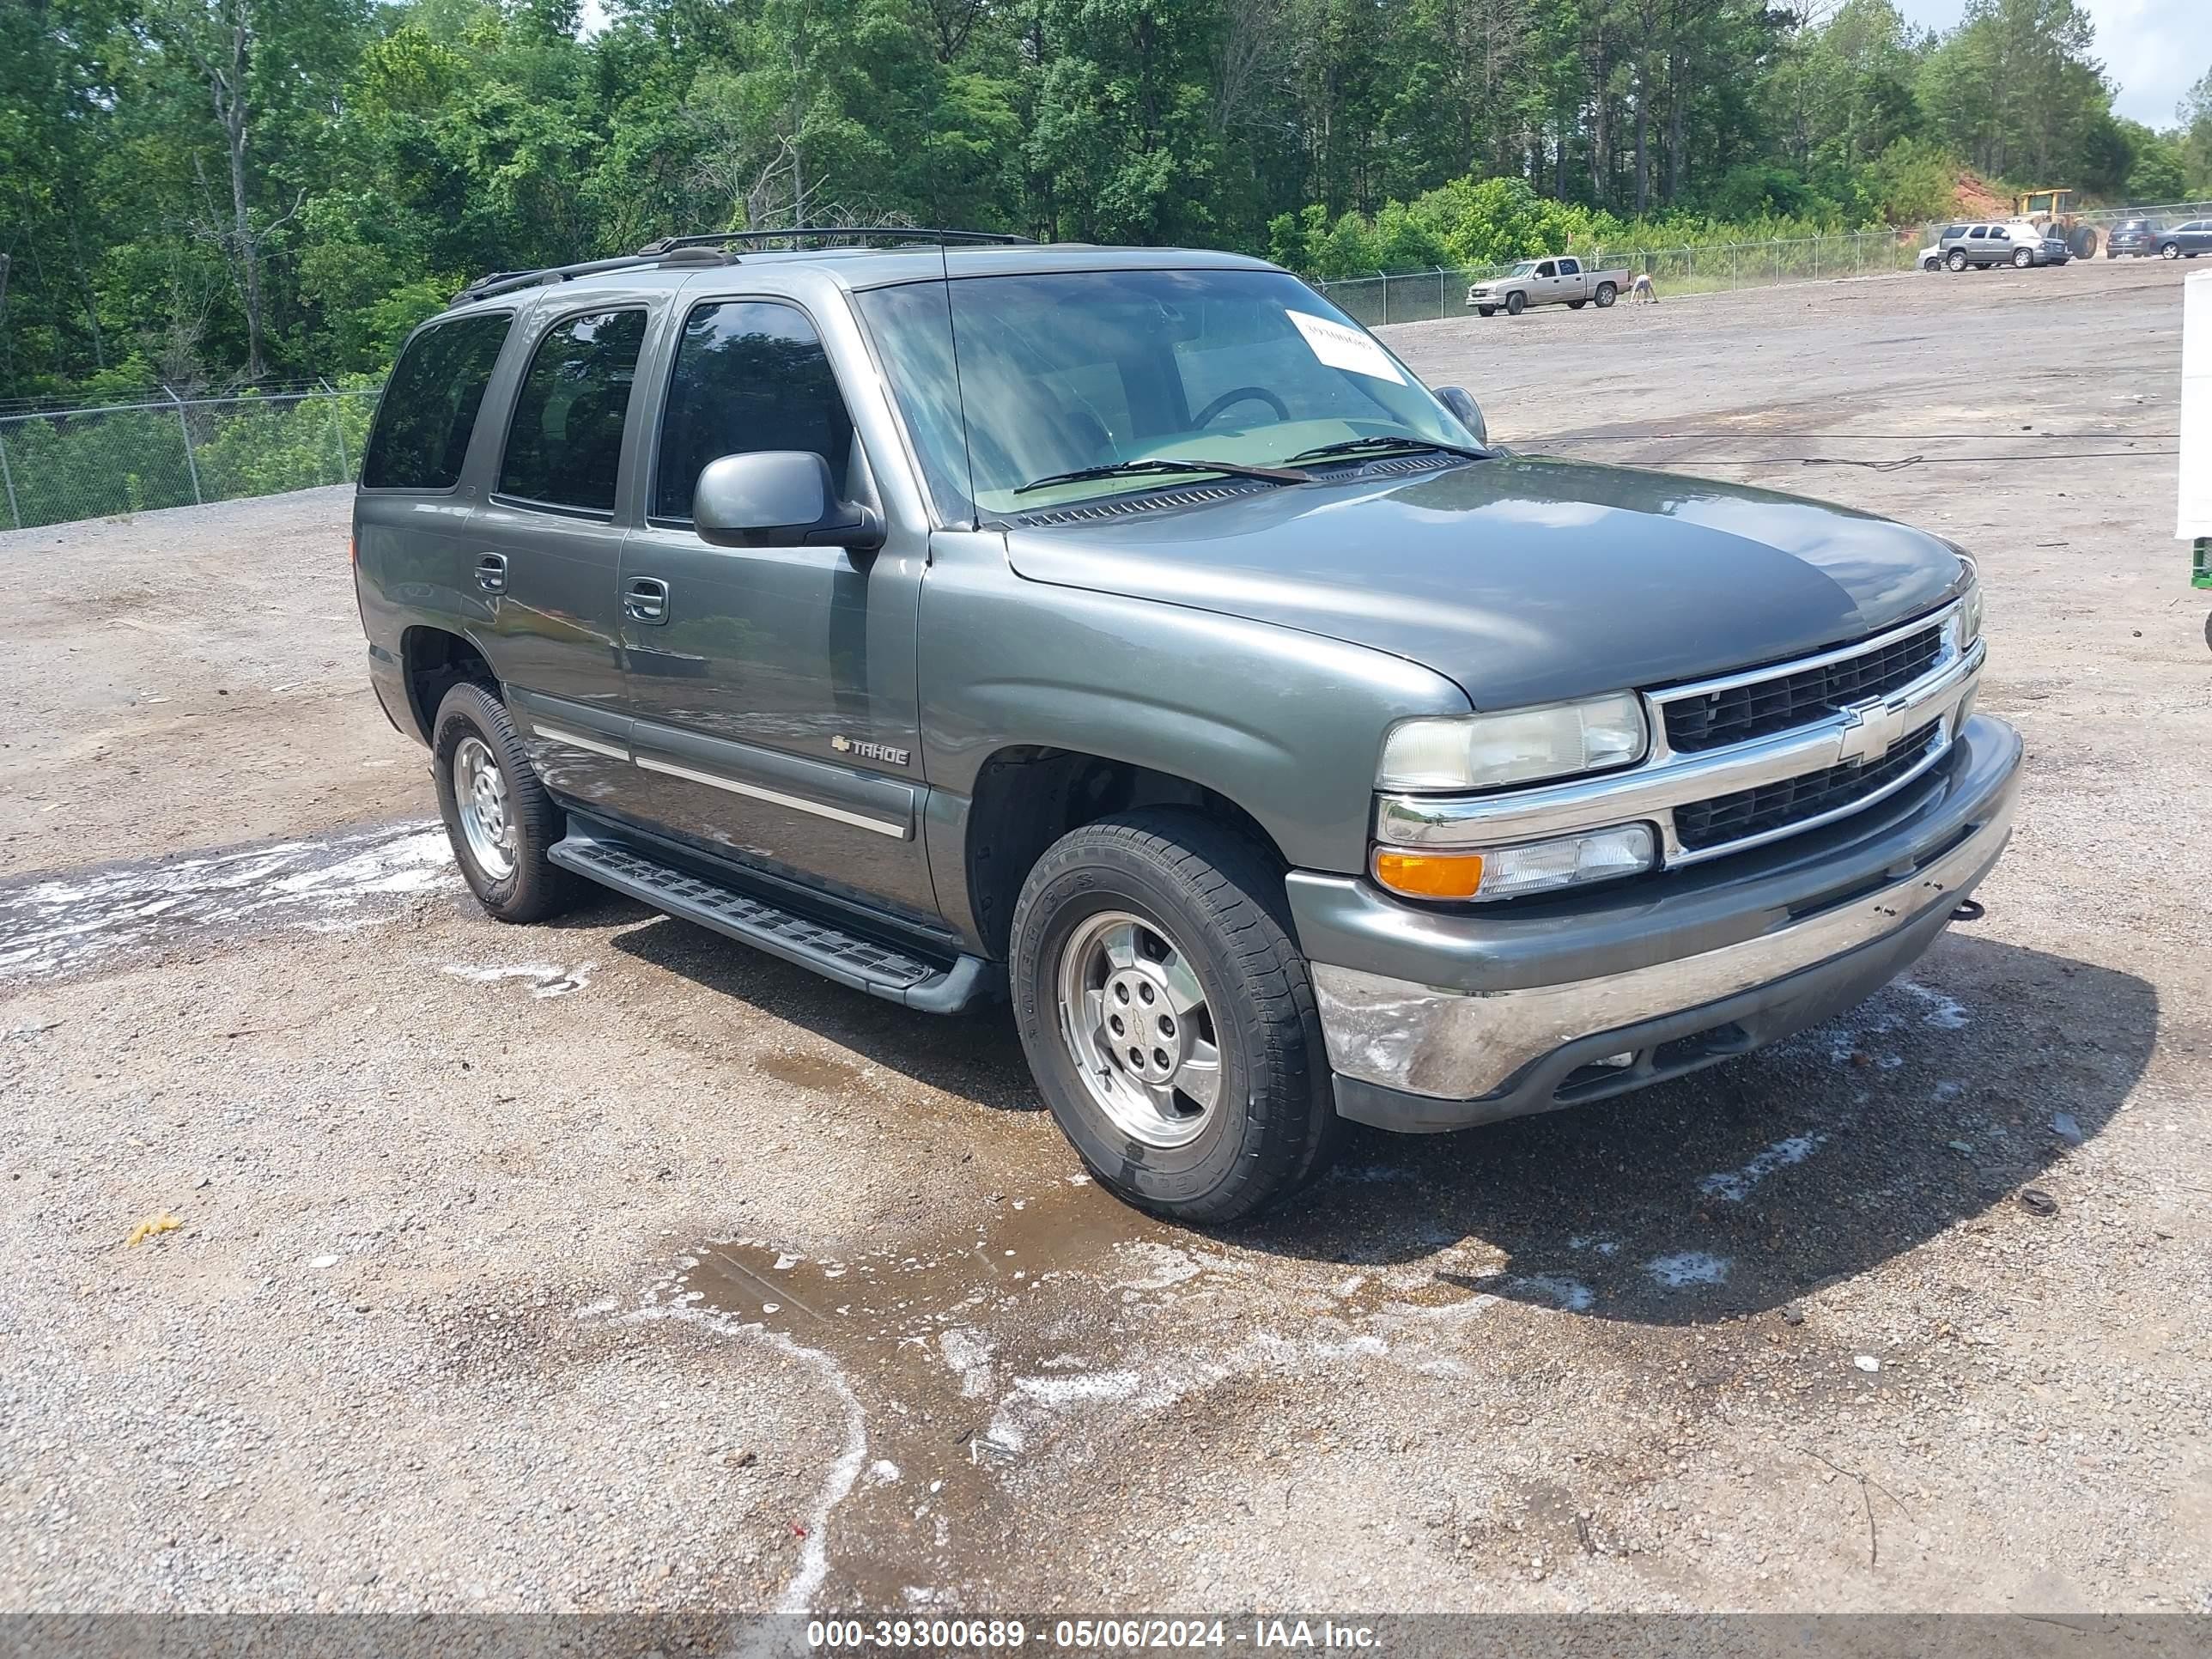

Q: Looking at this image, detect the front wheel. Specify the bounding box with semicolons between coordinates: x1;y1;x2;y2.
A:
1595;282;1617;307
1923;257;1942;270
1009;810;1336;1222
1504;291;1526;316
2162;243;2182;259
431;681;580;923
1476;306;1496;318
1568;297;1586;310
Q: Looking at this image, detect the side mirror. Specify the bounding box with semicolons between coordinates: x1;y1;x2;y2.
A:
1435;386;1489;449
694;451;884;552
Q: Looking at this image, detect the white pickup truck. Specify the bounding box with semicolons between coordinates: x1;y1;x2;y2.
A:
1466;256;1630;317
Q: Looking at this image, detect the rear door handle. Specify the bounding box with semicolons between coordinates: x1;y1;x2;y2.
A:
474;552;507;594
624;576;670;625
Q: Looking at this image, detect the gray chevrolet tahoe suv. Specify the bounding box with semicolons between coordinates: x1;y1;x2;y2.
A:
354;229;2021;1222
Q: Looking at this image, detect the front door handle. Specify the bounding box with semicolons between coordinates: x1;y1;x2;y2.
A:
474;552;507;594
624;576;670;625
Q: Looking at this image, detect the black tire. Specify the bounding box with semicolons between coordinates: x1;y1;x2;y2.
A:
430;680;580;923
1947;249;1968;271
1504;290;1526;316
1008;809;1337;1223
1923;257;1942;270
1595;282;1617;307
1476;306;1495;318
1568;297;1586;310
2161;242;2181;259
2012;247;2033;269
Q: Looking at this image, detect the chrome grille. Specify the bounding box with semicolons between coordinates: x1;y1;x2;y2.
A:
1662;622;1944;752
1673;720;1943;852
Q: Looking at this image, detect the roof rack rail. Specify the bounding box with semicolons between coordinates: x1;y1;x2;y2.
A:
447;228;1028;308
639;228;1033;253
448;245;733;308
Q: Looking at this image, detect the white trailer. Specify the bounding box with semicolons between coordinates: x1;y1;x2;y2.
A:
2183;270;2212;649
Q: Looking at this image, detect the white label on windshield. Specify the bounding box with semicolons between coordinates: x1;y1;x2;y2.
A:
1287;309;1406;384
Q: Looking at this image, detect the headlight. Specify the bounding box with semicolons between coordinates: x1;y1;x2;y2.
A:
1379;693;1648;792
1957;559;1984;647
1374;823;1658;902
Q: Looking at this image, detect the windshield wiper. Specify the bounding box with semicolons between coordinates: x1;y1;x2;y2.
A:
1013;457;1312;495
1284;435;1490;465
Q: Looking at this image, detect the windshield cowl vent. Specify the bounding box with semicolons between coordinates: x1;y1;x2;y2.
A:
1011;483;1249;525
1006;451;1460;526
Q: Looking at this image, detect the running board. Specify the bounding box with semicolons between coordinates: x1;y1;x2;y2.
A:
549;829;995;1013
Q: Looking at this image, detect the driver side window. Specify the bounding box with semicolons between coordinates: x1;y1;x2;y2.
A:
652;299;856;523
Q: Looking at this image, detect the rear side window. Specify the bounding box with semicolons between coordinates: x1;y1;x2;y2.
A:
498;308;647;514
361;313;511;490
653;300;855;521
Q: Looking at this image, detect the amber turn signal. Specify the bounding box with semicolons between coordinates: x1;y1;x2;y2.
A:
1372;848;1486;900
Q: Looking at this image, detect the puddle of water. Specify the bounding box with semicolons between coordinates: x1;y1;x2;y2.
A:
0;820;457;982
756;1050;866;1093
652;1177;1523;1610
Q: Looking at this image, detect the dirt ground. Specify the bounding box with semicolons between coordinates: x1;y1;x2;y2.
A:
3;256;2209;1618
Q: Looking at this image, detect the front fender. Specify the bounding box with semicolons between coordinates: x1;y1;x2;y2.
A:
920;539;1469;877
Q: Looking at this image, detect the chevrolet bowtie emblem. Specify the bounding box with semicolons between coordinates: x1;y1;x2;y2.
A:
1836;698;1907;766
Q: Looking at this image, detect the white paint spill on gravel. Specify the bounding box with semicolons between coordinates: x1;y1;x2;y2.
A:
1896;977;1972;1029
1644;1251;1734;1288
1698;1132;1830;1203
441;959;596;997
0;820;455;981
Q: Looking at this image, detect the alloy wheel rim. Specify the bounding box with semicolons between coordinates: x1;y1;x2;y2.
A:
1054;909;1222;1150
453;735;517;881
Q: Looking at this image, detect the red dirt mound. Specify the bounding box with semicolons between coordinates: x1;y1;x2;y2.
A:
1952;168;2012;220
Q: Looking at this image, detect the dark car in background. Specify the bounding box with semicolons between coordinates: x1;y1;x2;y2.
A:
2106;218;2166;257
2152;220;2212;259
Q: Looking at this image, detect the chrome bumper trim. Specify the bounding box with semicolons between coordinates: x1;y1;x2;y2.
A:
1316;756;2015;1102
1376;611;1980;866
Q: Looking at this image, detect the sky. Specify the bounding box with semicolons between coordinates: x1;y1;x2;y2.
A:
1896;0;2210;128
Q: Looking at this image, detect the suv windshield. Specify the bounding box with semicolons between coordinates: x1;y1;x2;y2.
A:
854;268;1475;519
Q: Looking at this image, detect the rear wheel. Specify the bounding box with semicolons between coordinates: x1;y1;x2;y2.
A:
431;681;580;923
1595;282;1617;307
2012;247;2033;269
1504;291;1526;316
1948;248;1968;271
1568;297;1586;310
1009;810;1336;1222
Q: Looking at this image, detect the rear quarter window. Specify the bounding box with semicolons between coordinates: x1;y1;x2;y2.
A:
361;312;513;490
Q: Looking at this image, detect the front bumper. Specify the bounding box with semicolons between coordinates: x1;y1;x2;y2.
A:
1291;714;2022;1133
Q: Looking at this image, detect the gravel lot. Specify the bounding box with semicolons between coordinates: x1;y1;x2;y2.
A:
3;256;2209;1618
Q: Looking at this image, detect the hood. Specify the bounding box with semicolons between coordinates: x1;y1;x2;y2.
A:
1002;455;1968;710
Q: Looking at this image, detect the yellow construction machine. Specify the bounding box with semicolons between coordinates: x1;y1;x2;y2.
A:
2014;189;2100;259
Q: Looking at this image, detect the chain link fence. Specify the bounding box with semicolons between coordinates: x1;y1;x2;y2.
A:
1316;229;1930;326
7;202;2210;532
0;386;380;532
1318;201;2212;327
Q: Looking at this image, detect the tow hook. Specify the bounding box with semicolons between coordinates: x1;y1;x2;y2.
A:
1950;898;1985;923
